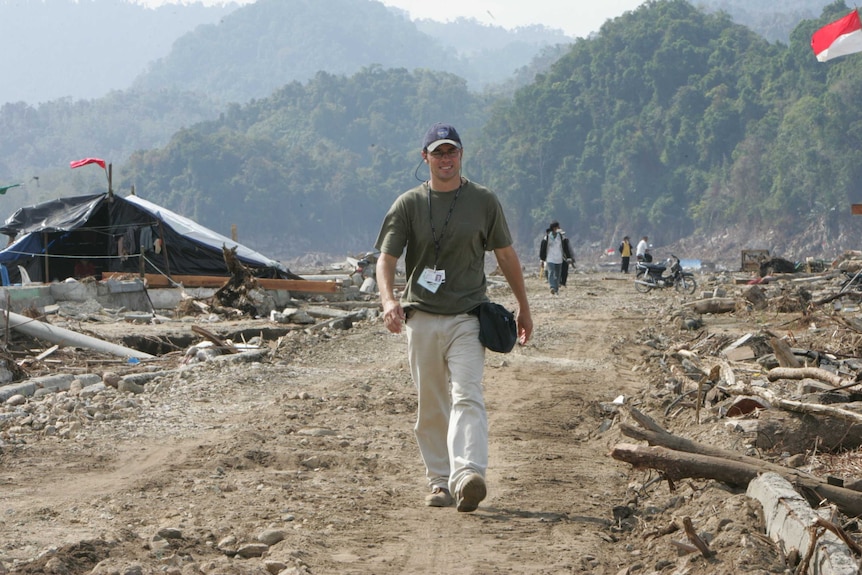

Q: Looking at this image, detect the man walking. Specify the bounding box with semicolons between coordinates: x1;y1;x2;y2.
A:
375;122;532;512
539;221;573;295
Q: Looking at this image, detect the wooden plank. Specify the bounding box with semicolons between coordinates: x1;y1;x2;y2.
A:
852;204;862;215
101;272;341;293
257;277;341;293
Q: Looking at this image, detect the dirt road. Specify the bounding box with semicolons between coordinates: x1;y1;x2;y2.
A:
0;271;784;574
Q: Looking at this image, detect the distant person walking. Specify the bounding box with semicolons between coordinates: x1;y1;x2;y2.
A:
539;227;551;283
618;236;632;273
539;221;573;295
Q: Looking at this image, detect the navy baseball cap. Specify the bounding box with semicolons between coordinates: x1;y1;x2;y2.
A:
422;123;462;152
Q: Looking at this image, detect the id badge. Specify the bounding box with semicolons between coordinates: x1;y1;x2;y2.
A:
418;267;445;293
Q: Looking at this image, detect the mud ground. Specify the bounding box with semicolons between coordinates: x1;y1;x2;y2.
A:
0;270;831;574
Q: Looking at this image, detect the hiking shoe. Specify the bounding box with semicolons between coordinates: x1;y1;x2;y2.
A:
456;474;486;513
425;487;453;507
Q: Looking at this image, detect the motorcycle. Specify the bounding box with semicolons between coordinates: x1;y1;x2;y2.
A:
634;254;697;294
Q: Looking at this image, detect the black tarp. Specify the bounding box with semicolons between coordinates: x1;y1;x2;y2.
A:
0;193;300;283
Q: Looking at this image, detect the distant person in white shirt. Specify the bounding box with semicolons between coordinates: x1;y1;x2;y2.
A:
539;221;573;295
636;236;649;262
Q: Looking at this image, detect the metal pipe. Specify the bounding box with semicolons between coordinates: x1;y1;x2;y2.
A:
3;309;154;359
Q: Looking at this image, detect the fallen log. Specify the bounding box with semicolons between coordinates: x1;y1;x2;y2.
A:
766;366;846;387
627;405;668;434
624;406;823;482
610;443;862;517
815;292;849;306
682;298;737;314
729;384;862;425
611;443;755;485
619;422;822;483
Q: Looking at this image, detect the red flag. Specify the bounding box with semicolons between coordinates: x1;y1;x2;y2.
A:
70;157;106;170
812;9;862;62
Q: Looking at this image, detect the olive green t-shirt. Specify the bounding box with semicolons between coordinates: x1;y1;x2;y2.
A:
374;179;513;315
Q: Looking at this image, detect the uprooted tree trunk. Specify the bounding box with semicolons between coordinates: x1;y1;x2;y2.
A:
622;407;823;482
613;407;862;517
611;443;862;517
212;245;260;316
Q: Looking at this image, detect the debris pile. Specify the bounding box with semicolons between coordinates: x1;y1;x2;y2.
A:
610;260;862;572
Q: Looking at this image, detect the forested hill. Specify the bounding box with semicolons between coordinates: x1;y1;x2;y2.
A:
131;0;569;103
478;0;862;261
0;0;566;199
116;0;862;265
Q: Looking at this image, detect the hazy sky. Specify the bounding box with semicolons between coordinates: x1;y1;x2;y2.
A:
378;0;647;37
134;0;647;38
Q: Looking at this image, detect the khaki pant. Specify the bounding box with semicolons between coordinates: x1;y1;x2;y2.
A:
406;310;487;495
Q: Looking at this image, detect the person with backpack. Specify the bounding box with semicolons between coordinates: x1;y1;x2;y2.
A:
539;221;573;295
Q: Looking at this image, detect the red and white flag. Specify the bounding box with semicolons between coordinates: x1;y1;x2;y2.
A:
70;157;106;170
812;9;862;62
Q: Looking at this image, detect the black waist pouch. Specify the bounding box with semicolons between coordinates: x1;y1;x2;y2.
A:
470;302;518;353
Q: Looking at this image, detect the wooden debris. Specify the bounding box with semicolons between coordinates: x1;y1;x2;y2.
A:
669;539;700;555
743;285;768;310
610;443;862;517
684;298;736;314
102;272;341;293
616;407;862;517
729;384;862;424
766;366;846;387
681;516;713;558
769;337;802;368
191;325;239;354
213;246;259;316
35;344;60;362
621;407;821;482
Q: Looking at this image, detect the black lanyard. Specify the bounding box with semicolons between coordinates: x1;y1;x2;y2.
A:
427;180;463;269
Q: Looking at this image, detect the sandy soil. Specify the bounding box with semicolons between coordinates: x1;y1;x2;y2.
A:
0;270;809;574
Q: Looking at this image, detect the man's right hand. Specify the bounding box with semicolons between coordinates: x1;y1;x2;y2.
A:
376;253;404;334
382;300;405;334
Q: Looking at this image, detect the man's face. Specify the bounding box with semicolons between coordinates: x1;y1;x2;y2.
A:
425;144;462;183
